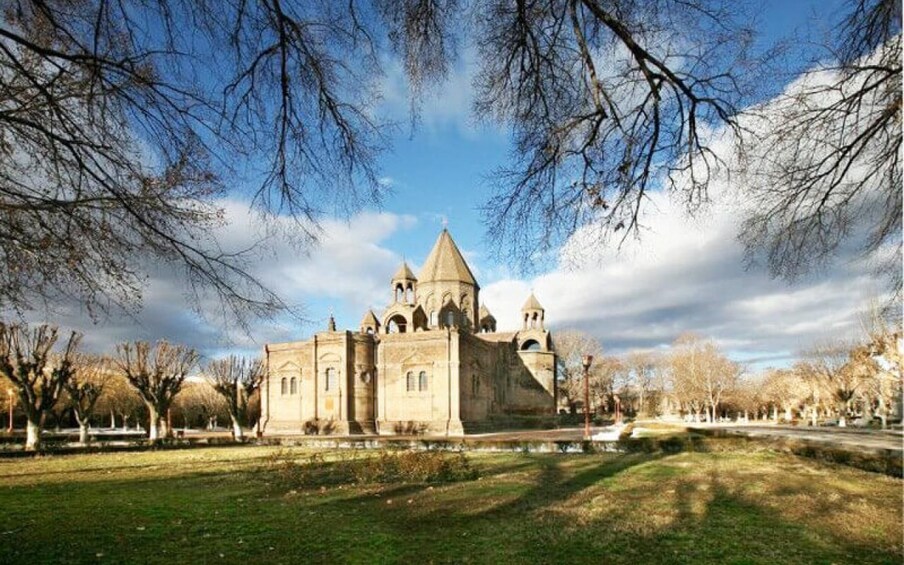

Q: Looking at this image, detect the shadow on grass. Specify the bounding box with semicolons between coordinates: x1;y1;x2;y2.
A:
0;451;899;564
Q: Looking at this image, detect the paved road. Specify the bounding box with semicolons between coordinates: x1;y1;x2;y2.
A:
688;424;903;452
469;423;903;452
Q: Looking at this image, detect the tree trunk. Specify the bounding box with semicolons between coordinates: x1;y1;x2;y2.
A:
25;418;41;451
147;406;160;441
110;410;116;429
79;422;89;445
231;416;244;442
158;416;169;440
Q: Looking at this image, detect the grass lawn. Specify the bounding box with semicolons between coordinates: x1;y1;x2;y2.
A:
0;446;900;564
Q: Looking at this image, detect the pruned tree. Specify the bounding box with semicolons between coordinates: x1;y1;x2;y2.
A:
65;355;111;444
0;323;81;450
205;355;265;441
738;0;902;300
552;329;604;414
115;340;198;441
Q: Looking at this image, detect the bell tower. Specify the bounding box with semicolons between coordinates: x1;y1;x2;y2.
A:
391;261;417;305
521;292;545;331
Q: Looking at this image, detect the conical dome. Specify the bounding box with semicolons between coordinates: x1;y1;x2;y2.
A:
417;229;477;286
522;292;544;311
360;309;379;326
392;261;417;282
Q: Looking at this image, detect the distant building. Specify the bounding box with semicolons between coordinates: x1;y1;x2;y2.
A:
262;229;557;435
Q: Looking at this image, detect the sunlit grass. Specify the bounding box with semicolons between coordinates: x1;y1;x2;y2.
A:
0;447;900;564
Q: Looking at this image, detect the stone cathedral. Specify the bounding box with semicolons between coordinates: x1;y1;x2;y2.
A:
261;229;557;435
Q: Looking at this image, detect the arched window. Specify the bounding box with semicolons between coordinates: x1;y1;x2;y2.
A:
366;327;374;335
280;377;287;395
406;371;416;392
290;377;297;394
445;310;455;327
429;311;437;327
418;371;428;391
521;339;541;351
325;368;337;391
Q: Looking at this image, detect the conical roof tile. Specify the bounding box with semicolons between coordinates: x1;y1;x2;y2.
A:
522;292;544;311
417;229;477;286
360;309;379;325
392;261;417;281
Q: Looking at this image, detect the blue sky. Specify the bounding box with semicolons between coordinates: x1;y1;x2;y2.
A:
43;0;892;371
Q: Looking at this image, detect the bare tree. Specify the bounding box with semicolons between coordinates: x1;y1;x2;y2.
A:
0;1;460;324
803;342;862;427
115;340;198;441
552;329;604;414
669;333;738;422
474;0;752;265
95;373;144;430
65;355;111;444
172;381;228;431
738;0;902;299
624;351;663;417
205;355;264;441
761;367;807;422
0;323;81;450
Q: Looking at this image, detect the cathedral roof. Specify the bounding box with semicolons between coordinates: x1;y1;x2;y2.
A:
479;304;495;320
522;292;544;311
360;309;379;326
392;261;417;282
417;229;478;286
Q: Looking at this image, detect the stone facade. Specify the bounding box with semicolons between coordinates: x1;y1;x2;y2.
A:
262;229;557;436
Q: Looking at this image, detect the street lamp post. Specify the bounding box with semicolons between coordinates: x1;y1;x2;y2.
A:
582;355;594;440
7;389;13;433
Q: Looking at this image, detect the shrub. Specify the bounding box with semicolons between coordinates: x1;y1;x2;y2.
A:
352;450;478;484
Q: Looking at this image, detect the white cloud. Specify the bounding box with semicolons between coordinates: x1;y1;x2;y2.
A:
29;204;418;360
480;178;889;370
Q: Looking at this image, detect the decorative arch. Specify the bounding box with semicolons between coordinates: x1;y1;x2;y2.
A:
385;313;408;334
521;339;541;351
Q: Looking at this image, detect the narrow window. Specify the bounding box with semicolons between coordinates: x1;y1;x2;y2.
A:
326;368;337;391
406;371;416;392
445;310;454;327
418;371;428;391
290;377;297;395
429;311;437;327
280;377;287;395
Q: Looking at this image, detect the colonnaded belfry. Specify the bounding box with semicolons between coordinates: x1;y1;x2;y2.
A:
262;229;557;435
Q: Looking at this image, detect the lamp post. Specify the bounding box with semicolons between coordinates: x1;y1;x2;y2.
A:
582;354;594;440
7;389;13;433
